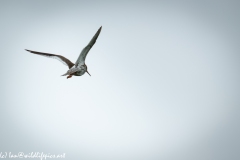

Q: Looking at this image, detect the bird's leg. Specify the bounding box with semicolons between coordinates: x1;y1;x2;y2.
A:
67;75;72;79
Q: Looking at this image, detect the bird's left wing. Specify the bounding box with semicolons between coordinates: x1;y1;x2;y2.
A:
75;26;102;67
25;49;75;69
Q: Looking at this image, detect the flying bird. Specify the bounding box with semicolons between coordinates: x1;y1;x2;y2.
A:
25;26;102;79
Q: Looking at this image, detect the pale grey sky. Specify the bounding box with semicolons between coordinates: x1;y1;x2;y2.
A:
1;0;240;160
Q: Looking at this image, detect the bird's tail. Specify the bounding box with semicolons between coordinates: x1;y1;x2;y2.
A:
61;72;68;76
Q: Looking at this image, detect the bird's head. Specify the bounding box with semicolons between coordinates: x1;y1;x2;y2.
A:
84;64;91;76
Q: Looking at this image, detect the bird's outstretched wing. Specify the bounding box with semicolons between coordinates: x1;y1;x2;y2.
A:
25;49;75;69
75;26;102;67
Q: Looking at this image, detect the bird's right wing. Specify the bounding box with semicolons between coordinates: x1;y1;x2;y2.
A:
25;49;75;69
75;26;102;67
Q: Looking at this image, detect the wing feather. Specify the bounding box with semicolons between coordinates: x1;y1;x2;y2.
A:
25;49;75;69
75;26;102;67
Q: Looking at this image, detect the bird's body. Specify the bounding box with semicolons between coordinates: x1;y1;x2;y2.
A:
62;64;88;78
25;26;102;79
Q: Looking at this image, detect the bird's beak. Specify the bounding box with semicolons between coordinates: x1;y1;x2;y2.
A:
86;70;91;76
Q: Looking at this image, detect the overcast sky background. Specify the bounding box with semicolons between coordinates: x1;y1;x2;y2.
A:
1;0;240;160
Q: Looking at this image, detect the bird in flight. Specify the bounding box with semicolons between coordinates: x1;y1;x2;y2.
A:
25;26;102;79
